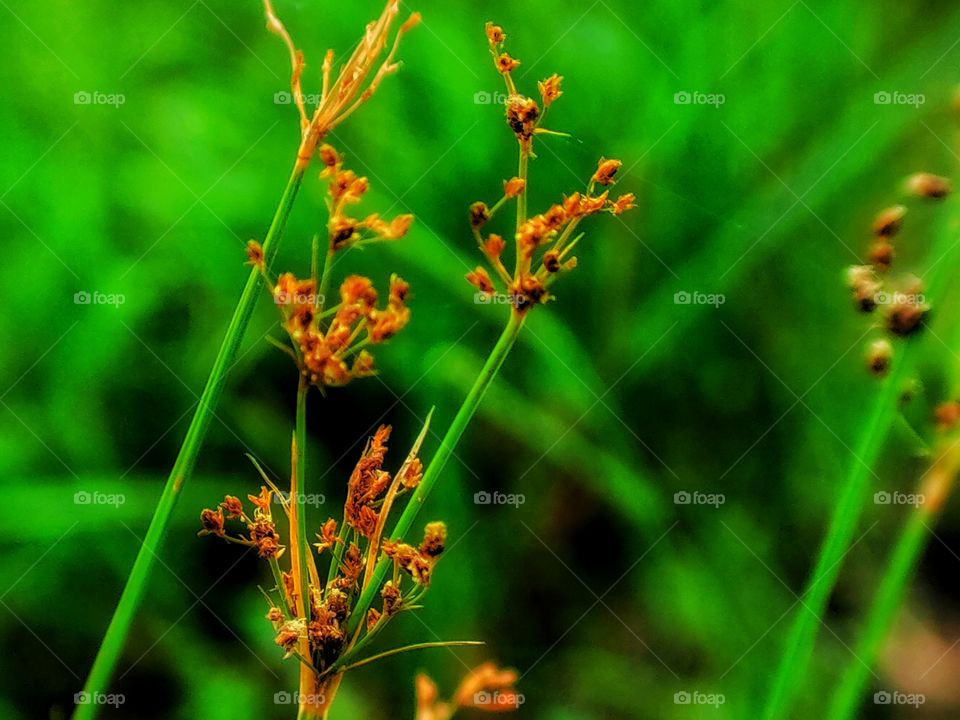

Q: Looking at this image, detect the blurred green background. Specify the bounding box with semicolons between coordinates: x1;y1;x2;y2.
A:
6;0;960;717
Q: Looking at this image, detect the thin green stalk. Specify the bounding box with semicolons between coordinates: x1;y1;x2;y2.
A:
828;218;960;718
73;162;305;720
344;310;526;636
296;375;312;626
763;200;959;720
761;364;910;719
826;508;930;719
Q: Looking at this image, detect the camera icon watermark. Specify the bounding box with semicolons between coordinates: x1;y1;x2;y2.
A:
274;691;326;705
473;690;525;708
474;291;529;307
274;290;324;307
74;490;126;507
673;290;725;308
74;91;126;108
873;91;925;108
873;490;925;507
473;90;510;105
274;490;326;507
674;490;725;508
873;291;924;307
673;690;725;707
473;490;526;508
674;91;725;108
873;690;925;707
274;91;322;106
74;692;125;707
74;290;126;308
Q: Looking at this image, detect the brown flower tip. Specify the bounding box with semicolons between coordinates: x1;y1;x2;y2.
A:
866;339;892;376
314;517;340;554
467;266;496;295
542;250;561;273
538;74;564;107
399;457;423;489
869;240;895;271
483;234;506;260
592;158;623;186
419;521;447;558
318;143;341;172
872;205;906;238
381;580;402;615
470;201;491;230
199;507;225;537
274;619;304;658
506;96;540;143
453;662;521;710
485;22;506;45
503;177;526;198
846;265;881;312
496;52;521;74
246;240;265;270
266;606;284;623
220;495;244;519
935;401;960;431
886;291;929;336
610;192;638;216
906;172;952;199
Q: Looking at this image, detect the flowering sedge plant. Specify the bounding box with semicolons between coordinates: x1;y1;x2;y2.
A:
465;22;637;314
72;3;422;717
188;14;641;720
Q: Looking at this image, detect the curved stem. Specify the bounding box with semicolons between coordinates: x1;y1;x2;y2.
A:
73;161;305;720
344;311;526;637
762;197;959;720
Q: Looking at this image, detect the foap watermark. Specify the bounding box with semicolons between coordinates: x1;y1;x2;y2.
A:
475;291;529;307
674;490;725;508
74;91;125;108
674;290;725;308
473;90;511;105
873;690;925;707
74;490;126;507
674;91;725;108
275;290;325;307
874;91;925;108
274;91;323;107
873;291;925;307
473;691;525;708
474;490;525;508
874;490;925;507
274;490;326;507
74;692;125;708
74;290;125;308
674;690;725;708
274;691;326;705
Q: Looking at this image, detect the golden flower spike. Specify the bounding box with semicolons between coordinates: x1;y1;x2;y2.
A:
467;22;638;314
262;0;421;169
199;414;482;717
416;662;522;719
247;144;414;390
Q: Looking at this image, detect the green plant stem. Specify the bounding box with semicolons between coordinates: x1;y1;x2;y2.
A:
73;162;305;720
826;508;930;719
344;310;526;637
761;363;910;720
828;214;960;719
296;375;312;626
763;199;959;720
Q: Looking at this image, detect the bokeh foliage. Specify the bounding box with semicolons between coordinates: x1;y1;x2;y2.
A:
5;0;960;718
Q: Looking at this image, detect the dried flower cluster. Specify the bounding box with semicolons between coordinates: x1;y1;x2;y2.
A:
247;145;412;389
466;22;637;313
846;171;954;375
199;421;450;691
415;662;523;720
263;0;420;168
